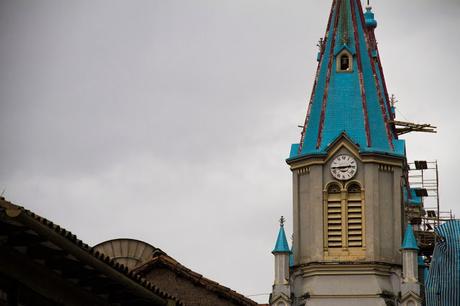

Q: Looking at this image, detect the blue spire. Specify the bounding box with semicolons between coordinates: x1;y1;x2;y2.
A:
289;245;294;267
272;217;291;254
401;224;419;250
289;0;405;161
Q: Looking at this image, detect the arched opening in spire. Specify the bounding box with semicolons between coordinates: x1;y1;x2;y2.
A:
337;49;353;72
340;54;350;70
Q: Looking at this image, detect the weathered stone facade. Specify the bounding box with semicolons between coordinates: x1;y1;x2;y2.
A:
288;138;404;306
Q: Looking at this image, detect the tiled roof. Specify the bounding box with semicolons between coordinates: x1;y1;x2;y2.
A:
133;250;259;306
0;197;183;305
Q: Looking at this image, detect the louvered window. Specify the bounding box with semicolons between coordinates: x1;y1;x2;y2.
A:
347;183;363;247
325;182;364;251
326;184;342;248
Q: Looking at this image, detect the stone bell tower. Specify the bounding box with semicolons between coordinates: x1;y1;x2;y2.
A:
277;1;423;305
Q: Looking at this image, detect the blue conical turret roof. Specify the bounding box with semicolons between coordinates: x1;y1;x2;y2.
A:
289;0;405;161
272;220;291;254
418;256;425;267
402;224;419;250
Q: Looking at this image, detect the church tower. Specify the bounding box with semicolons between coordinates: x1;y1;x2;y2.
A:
275;1;422;305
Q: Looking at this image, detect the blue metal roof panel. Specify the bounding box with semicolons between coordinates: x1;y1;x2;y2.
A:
374;60;392;122
319;67;368;152
426;220;460;306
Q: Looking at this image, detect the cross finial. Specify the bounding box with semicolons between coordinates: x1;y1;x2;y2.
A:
279;216;286;227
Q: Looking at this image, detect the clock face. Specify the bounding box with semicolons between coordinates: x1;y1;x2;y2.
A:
330;154;357;181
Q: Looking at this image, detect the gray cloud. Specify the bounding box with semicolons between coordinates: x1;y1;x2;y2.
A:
1;0;459;302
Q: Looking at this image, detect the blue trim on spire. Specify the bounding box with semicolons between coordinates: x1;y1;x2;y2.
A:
374;60;391;119
402;224;419;250
393;139;406;156
300;7;338;155
272;225;291;254
353;0;390;153
334;45;355;57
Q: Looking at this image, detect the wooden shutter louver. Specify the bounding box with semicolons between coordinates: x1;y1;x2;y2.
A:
327;184;342;248
347;183;363;247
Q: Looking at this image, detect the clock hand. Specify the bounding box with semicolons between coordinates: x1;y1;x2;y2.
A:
332;165;350;169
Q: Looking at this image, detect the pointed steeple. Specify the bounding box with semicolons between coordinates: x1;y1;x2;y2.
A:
401;224;422;305
402;224;419;250
270;216;292;306
290;0;404;160
272;216;291;254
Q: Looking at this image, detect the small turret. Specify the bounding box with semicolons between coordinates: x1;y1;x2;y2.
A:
400;224;422;306
270;217;291;306
364;6;377;28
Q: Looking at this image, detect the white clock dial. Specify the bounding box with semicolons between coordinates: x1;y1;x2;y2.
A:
330;154;357;181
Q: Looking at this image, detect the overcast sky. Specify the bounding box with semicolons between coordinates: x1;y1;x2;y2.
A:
1;0;459;303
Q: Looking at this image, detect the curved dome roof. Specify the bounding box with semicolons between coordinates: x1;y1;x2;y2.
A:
93;238;157;269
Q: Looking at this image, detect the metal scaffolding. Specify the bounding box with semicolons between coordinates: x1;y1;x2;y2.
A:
407;160;455;258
